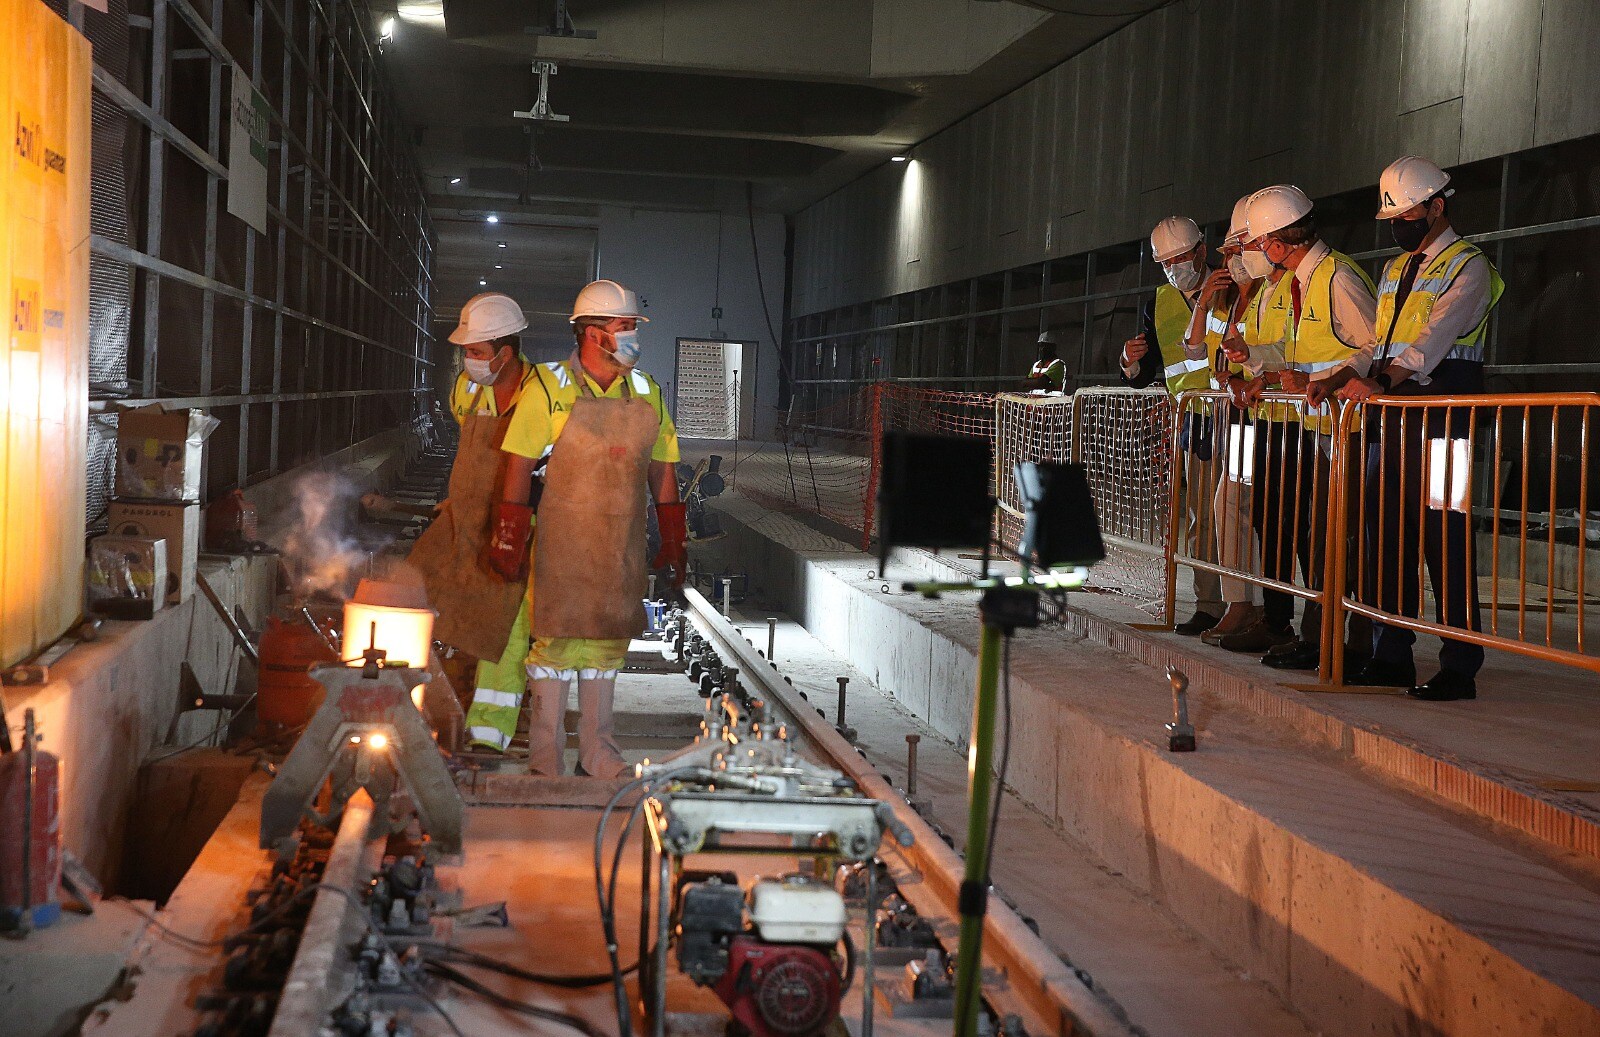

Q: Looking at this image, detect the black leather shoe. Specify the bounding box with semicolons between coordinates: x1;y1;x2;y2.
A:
1408;671;1477;701
1174;611;1221;636
1347;660;1416;689
1261;639;1320;670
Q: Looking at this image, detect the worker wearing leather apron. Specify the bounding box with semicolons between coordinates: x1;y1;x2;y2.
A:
486;279;687;777
406;292;539;752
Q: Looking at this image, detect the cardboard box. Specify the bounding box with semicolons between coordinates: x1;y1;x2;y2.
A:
107;500;200;604
115;404;220;501
87;535;167;620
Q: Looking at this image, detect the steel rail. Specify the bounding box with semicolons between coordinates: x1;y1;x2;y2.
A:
678;587;1136;1037
267;792;386;1037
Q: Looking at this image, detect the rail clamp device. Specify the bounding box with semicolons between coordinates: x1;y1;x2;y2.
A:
260;661;464;855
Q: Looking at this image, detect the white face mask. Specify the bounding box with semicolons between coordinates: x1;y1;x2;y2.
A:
1240;250;1274;281
607;328;642;368
1163;258;1203;293
1227;254;1254;286
463;352;506;386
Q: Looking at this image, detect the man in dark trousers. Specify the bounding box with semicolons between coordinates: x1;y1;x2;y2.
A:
1317;156;1504;700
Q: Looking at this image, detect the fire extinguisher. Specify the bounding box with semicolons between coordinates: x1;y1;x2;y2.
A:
0;709;62;932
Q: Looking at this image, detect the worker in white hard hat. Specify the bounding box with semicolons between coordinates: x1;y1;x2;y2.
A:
1218;185;1377;671
1120;215;1225;634
400;292;540;753
1183;197;1264;647
1323;156;1503;701
487;278;685;776
1026;332;1068;392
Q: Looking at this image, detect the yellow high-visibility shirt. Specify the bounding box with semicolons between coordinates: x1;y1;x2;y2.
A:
449;361;538;423
500;360;680;466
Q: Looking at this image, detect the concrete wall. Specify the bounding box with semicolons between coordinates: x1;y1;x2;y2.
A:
596;196;788;439
7;555;277;892
791;0;1600;315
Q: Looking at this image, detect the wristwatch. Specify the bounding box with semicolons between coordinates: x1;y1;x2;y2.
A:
1373;371;1393;392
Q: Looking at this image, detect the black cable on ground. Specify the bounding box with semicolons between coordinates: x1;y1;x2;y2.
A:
425;959;603;1037
412;942;638;989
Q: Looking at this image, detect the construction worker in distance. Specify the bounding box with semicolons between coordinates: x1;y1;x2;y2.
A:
1186;196;1263;647
403;292;540;754
1026;332;1069;393
1318;156;1503;701
486;279;687;777
1224;185;1375;671
1120;216;1224;635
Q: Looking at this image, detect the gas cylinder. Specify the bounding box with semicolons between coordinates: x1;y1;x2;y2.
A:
205;489;260;552
0;710;61;931
257;614;339;728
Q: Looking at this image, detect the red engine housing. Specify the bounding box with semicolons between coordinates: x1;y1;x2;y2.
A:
712;936;842;1037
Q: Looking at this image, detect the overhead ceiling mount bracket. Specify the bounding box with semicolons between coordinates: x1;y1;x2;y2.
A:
513;61;570;123
523;0;597;40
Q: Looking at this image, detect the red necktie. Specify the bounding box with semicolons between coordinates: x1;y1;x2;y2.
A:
1289;276;1303;329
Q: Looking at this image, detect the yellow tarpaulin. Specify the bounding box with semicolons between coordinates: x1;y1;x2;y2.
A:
2;0;90;665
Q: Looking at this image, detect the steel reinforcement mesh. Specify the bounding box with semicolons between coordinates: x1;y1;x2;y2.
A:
1064;389;1173;614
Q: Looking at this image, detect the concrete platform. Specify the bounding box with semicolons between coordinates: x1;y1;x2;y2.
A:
701;493;1600;1037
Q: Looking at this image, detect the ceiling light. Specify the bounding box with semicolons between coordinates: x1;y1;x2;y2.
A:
485;214;499;224
891;154;909;163
494;264;503;269
379;16;395;38
449;176;461;185
497;241;507;248
478;278;487;286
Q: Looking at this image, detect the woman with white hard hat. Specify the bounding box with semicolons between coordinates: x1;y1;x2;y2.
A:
486;279;686;777
403;292;542;753
1120;215;1226;635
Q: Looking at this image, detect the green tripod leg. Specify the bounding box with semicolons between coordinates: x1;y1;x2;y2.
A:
952;619;1003;1037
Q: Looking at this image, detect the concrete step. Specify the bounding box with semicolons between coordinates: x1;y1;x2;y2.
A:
704;495;1600;1037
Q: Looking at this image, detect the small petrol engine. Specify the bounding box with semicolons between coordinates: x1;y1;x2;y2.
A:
677;874;851;1037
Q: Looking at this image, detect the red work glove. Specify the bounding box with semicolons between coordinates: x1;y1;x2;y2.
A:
482;502;533;581
652;502;689;587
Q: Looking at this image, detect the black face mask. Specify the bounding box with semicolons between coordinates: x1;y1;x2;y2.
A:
1389;213;1431;253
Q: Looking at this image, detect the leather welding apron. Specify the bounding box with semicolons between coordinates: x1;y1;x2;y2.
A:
407;387;526;661
531;364;657;641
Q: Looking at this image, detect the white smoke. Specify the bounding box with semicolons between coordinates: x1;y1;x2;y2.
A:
271;471;369;601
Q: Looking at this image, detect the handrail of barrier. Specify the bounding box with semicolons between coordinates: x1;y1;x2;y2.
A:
1327;391;1600;685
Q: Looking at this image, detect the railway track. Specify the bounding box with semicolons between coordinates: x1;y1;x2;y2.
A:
96;589;1133;1037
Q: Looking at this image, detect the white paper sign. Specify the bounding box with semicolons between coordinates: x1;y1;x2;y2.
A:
226;67;268;233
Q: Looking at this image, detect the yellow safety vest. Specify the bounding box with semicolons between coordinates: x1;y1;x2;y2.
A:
1285;249;1374;433
1029;357;1066;390
1374;237;1503;366
1154;285;1211;402
1244;274;1295;423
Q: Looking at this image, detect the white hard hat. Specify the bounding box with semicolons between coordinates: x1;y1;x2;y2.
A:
1224;195;1252;246
1150;216;1202;263
1376;156;1453;219
1244;185;1314;240
449;292;528;346
570;279;649;324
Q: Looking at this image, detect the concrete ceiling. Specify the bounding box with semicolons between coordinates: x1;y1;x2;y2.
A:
382;0;1165;340
375;0;1161;217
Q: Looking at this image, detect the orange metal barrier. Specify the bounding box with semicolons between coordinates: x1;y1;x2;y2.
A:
1165;389;1600;684
1163;390;1343;666
1329;392;1600;683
